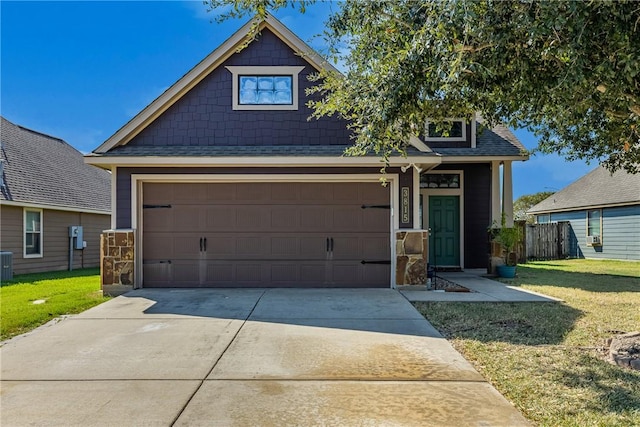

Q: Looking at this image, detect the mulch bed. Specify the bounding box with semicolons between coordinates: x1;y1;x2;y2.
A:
431;276;473;292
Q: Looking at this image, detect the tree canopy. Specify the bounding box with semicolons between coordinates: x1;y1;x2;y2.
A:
207;0;640;173
514;191;555;223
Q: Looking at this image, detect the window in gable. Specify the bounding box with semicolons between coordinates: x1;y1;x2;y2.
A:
426;120;466;141
239;76;293;105
24;208;43;258
226;66;305;111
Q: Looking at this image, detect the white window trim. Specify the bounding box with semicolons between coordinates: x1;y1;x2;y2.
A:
23;208;43;258
425;119;467;142
586;209;603;237
226;66;305;111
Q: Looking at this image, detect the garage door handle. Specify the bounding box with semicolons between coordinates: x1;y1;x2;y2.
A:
326;238;330;253
204;237;207;252
330;237;334;252
199;237;203;252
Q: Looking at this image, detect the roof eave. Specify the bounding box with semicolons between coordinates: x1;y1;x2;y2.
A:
84;154;443;169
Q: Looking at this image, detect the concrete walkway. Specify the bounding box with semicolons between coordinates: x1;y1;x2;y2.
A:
1;288;529;426
402;270;561;302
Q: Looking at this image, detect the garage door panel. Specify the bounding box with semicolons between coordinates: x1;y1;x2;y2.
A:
269;207;300;230
144;183;173;205
143;209;173;229
168;206;204;232
331;234;389;261
205;206;237;230
173;261;201;285
143;235;174;259
172;235;202;259
206;237;236;256
299;183;333;203
299;206;331;230
142;263;173;287
142;182;391;288
361;263;390;286
236;183;271;202
173;183;207;203
360;182;390;203
361;236;391;259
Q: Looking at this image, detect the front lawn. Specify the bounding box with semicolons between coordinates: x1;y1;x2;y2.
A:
415;259;640;426
1;268;109;340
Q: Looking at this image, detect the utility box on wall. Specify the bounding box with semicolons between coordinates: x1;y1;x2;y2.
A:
69;226;84;250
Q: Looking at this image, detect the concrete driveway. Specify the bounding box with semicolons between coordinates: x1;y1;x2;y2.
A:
1;289;529;426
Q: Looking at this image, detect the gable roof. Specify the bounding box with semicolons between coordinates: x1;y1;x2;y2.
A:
1;117;111;213
528;165;640;214
92;14;337;155
87;14;526;164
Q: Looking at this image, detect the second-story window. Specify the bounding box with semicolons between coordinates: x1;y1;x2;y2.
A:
239;76;293;105
226;66;305;111
426;120;466;141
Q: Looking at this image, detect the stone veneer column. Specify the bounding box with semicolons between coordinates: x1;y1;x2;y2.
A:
101;229;135;296
395;230;429;286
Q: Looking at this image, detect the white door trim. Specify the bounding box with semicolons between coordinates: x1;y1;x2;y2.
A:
419;170;465;268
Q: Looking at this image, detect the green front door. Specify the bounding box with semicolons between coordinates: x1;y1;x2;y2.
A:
428;196;460;267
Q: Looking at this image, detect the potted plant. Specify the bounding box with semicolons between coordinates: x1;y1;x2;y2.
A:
490;214;522;278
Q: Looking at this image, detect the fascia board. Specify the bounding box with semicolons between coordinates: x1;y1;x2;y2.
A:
528;201;639;215
440;155;529;163
84;155;442;168
0;199;110;215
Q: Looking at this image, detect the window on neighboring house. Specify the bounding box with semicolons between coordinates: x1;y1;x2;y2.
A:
426;120;466;141
587;209;602;237
536;214;551;224
24;209;43;257
226;66;305;111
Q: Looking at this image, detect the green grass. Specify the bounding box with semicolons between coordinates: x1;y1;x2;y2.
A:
415;259;640;427
1;268;109;340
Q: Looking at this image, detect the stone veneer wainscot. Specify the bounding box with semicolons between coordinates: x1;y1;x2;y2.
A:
101;229;135;296
396;230;429;286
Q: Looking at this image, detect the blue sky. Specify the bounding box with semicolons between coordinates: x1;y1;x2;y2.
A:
1;1;595;199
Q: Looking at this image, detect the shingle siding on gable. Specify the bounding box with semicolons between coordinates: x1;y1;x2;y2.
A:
127;29;352;148
547;205;640;260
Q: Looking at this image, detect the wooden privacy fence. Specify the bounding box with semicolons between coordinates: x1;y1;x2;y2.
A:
524;221;571;261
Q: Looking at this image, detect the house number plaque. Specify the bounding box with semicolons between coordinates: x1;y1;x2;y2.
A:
401;187;410;224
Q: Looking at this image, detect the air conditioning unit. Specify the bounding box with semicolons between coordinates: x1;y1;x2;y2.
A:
586;235;601;246
0;251;13;281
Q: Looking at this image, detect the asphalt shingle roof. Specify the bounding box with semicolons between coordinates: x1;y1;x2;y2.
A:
1;117;111;212
102;125;523;158
528;165;640;214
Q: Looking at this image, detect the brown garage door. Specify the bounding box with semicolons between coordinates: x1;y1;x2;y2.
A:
142;182;390;288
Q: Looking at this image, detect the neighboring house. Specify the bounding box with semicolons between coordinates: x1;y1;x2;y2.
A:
529;166;640;260
85;15;527;292
0;117;111;275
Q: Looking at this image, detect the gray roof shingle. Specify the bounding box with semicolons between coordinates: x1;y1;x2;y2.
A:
101;124;524;158
1;117;111;212
528;166;640;214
